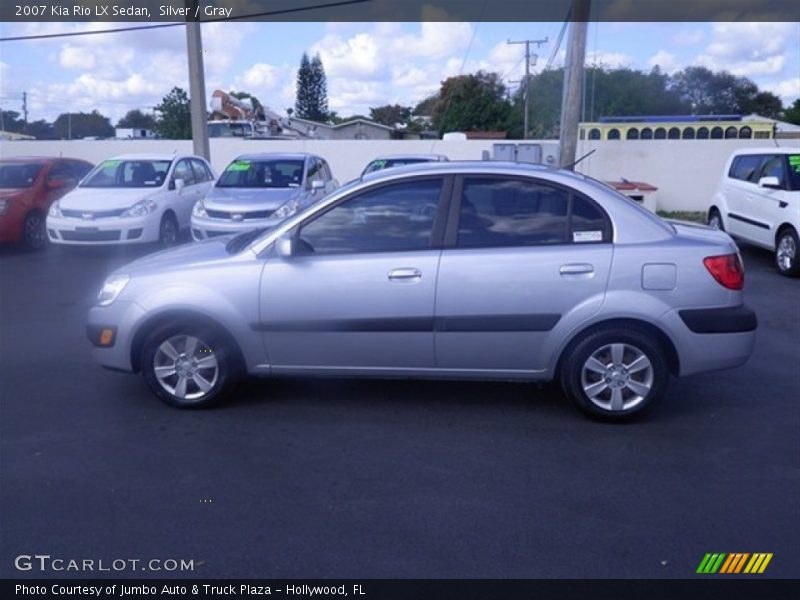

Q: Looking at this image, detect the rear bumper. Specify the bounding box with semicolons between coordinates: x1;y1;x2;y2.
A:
666;305;757;376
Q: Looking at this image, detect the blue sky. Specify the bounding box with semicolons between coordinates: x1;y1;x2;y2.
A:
0;21;798;123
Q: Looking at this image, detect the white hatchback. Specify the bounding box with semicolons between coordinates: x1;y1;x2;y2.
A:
47;153;215;246
708;147;800;276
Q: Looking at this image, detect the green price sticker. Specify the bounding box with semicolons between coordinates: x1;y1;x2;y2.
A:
227;161;251;172
101;160;121;169
789;155;800;173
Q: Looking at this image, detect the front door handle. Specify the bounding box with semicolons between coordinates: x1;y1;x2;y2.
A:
560;263;595;276
388;268;422;281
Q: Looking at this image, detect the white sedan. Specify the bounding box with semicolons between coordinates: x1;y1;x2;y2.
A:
47;153;215;246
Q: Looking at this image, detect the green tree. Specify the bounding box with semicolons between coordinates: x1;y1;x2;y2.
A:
26;120;56;140
53;110;114;139
0;110;24;133
433;71;512;134
116;109;157;130
154;87;192;139
295;52;330;121
782;98;800;125
413;94;438;117
370;104;412;127
668;66;780;116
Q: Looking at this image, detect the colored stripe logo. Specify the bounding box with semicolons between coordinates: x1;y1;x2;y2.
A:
697;553;773;574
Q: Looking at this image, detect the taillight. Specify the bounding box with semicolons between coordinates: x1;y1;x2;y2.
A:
703;253;744;290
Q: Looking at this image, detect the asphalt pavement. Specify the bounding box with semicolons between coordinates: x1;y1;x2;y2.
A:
0;239;798;579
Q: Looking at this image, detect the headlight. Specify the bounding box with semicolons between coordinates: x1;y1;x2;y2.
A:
121;199;157;218
274;199;300;219
48;201;62;217
97;274;130;306
193;199;207;218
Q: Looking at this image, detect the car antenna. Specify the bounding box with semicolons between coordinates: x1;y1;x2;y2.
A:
561;148;596;170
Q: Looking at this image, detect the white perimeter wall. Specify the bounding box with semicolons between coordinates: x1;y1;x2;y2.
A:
2;137;797;212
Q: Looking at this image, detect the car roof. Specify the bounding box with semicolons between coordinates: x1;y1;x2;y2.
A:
360;160;556;182
233;152;314;161
0;156;89;163
106;153;197;161
730;147;799;156
370;154;448;161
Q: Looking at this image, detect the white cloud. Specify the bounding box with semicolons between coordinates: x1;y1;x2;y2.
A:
647;50;681;74
59;45;95;70
765;78;800;102
673;29;705;46
586;51;634;68
695;22;796;77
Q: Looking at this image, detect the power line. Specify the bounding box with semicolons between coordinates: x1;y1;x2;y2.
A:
507;37;547;139
545;8;571;71
0;0;371;42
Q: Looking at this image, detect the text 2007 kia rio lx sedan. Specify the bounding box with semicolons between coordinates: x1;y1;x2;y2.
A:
87;162;757;421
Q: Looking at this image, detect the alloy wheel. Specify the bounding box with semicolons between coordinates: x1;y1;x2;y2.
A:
153;335;219;402
777;234;796;272
580;343;654;412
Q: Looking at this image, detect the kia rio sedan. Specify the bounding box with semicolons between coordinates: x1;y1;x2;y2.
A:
88;162;757;420
47;154;215;246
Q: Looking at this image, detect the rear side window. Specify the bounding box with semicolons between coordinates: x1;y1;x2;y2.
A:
729;155;765;183
456;177;609;248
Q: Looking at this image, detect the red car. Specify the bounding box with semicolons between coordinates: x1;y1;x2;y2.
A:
0;156;93;249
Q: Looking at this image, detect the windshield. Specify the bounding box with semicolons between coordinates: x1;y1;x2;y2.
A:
81;159;171;188
363;158;430;175
788;154;800;190
208;122;251;138
216;159;305;189
0;162;44;188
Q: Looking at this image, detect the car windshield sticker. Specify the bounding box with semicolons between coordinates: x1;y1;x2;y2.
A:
373;160;387;169
789;155;800;173
573;230;603;242
101;160;121;169
227;161;251;171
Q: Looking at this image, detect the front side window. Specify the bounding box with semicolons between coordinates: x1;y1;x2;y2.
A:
82;159;171;188
173;159;196;186
190;159;212;182
456;177;608;248
758;155;787;188
729;155;765;183
297;178;443;254
217;159;305;189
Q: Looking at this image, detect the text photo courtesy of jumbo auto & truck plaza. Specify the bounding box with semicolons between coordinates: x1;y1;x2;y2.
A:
1;1;799;599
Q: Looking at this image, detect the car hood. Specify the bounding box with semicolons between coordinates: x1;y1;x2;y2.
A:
204;186;301;211
0;188;27;200
59;187;157;211
118;236;237;276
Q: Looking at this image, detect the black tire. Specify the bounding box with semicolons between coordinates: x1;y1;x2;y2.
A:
707;208;724;231
775;228;800;277
158;212;179;248
140;323;240;409
560;327;669;421
21;211;47;250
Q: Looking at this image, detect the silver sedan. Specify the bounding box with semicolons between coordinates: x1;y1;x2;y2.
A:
88;162;757;420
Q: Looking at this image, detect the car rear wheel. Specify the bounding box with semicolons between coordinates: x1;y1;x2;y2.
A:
141;325;240;408
707;208;724;231
775;228;800;277
22;211;47;250
561;327;669;421
158;213;178;247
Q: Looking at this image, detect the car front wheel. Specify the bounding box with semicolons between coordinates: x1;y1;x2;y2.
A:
140;325;240;408
22;211;47;250
158;213;178;247
561;327;669;421
775;228;800;277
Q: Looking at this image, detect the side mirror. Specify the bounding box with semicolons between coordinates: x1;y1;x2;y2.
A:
173;178;185;194
275;232;294;258
310;180;325;192
758;176;781;190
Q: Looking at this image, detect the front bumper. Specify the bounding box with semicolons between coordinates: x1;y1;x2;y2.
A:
87;300;147;372
47;213;159;245
191;214;283;241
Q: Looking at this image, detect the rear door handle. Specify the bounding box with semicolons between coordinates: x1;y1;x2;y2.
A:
388;268;422;281
560;263;594;275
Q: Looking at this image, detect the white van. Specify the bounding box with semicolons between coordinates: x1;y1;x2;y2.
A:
708;147;800;276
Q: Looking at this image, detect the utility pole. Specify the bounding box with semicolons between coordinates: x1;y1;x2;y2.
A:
185;0;210;160
559;0;590;169
22;91;28;131
507;37;547;139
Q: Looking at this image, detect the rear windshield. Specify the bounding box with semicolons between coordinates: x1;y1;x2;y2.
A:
82;159;172;188
217;159;305;188
788;154;800;190
0;162;44;188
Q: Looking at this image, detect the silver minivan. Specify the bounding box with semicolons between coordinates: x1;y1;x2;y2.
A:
88;162;757;420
